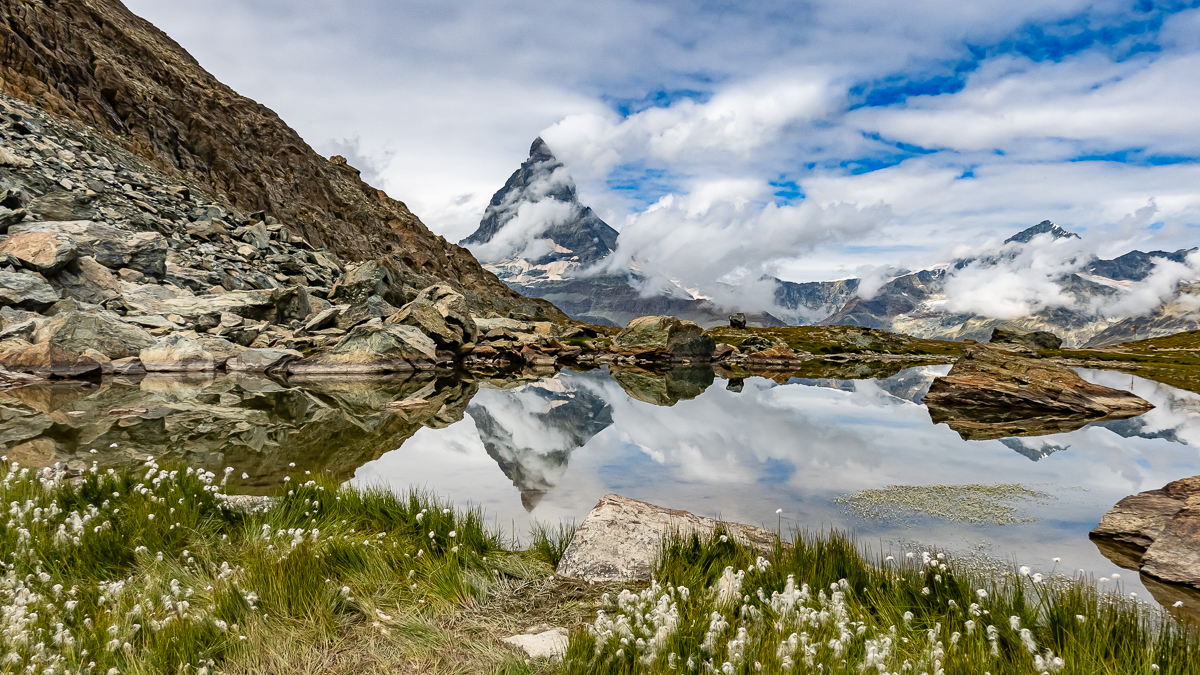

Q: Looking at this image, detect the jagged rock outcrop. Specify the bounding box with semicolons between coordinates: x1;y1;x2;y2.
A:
0;0;561;320
386;284;478;349
925;343;1153;439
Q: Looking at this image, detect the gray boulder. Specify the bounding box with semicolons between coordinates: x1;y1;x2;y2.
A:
0;270;59;308
11;221;168;278
140;334;216;371
288;320;437;374
196;337;246;367
729;312;747;329
0;231;78;274
556;494;776;583
32;310;156;360
0;342;100;378
0;206;26;232
990;326;1063;351
386;284;478;348
228;348;304;372
54;256;122;305
336;295;399;331
329;260;391;305
613;315;715;360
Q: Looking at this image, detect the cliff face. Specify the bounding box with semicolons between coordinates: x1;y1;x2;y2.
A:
0;0;560;318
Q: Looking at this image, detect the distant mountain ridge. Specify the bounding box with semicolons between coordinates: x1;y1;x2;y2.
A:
466;139;1198;344
773;221;1198;347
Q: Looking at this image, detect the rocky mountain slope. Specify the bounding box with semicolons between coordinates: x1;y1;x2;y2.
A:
462;139;784;328
0;0;557;319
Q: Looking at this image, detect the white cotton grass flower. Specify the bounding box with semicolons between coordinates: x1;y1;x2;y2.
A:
1032;573;1044;583
1020;566;1031;576
1174;601;1184;608
775;508;782;514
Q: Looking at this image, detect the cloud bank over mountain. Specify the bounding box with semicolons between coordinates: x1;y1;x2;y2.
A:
126;0;1200;316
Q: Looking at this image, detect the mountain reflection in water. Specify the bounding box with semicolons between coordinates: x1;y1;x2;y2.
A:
5;363;1200;616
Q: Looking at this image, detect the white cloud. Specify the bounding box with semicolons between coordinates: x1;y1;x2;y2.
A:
120;0;1200;320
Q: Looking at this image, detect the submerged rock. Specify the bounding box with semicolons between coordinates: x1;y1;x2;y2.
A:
556;493;775;583
613;315;715;360
925;343;1153;427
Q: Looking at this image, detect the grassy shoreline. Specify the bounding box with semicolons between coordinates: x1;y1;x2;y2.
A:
1;460;1196;674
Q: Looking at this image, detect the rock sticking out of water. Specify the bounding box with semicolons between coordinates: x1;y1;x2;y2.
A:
1092;475;1200;589
555;494;776;583
835;483;1052;525
924;343;1154;440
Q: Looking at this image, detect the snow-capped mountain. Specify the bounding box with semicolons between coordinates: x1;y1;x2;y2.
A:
465;140;1198;345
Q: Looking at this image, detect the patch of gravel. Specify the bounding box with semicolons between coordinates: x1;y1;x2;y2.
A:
834;483;1053;525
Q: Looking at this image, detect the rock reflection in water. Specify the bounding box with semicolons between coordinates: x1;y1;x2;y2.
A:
609;365;715;406
1091;537;1200;626
0;372;477;493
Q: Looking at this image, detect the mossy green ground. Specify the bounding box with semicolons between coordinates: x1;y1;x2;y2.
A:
708;325;964;358
3;459;1198;674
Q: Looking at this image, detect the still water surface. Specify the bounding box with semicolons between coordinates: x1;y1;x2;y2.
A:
3;363;1199;613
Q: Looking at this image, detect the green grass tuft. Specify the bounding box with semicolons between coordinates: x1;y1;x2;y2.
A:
562;528;1200;674
529;520;577;568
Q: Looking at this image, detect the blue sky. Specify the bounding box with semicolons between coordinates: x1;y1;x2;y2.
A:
126;0;1200;294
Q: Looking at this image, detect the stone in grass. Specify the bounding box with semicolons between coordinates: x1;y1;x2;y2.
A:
555;494;776;583
502;627;569;660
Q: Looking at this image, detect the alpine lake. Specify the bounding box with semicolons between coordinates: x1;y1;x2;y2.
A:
5;359;1200;620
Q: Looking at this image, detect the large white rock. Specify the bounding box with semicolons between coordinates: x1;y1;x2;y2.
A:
555;494;776;583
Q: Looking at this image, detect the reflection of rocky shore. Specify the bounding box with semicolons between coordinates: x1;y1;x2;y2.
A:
0;373;476;493
467;377;613;510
